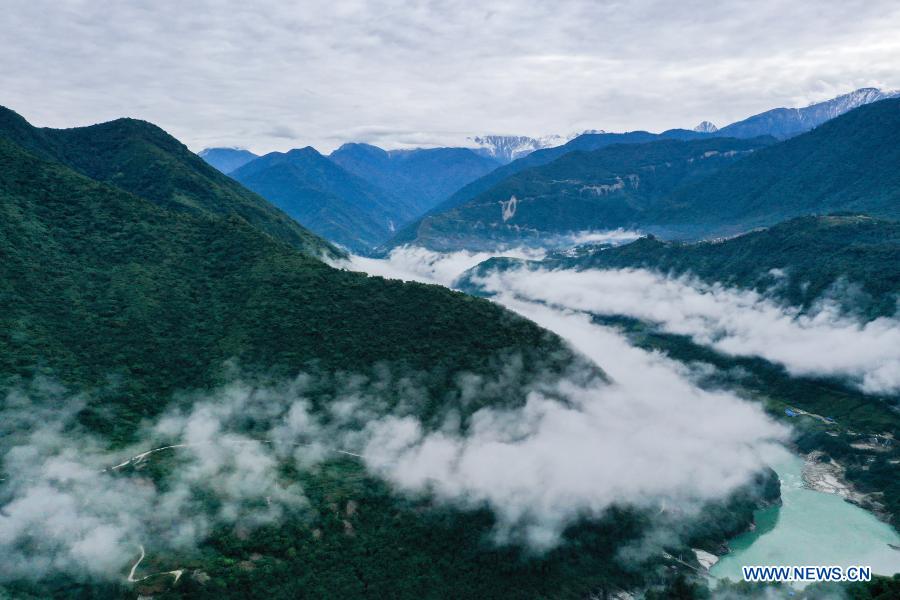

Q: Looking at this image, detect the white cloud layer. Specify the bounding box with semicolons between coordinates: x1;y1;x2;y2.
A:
362;302;787;547
2;0;900;151
344;249;788;546
474;266;900;394
0;379;319;580
353;246;900;395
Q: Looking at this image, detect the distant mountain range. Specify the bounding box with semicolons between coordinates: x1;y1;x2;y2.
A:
384;128;718;250
387;97;900;250
715;87;899;139
387;136;775;251
193;87;900;254
329;143;499;214
462;87;898;166
216;143;499;251
230;147;418;252
198;147;258;173
650;97;900;238
460;88;898;165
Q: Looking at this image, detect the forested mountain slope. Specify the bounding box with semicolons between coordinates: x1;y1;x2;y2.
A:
232;147;424;252
329;143;500;215
0;106;336;258
0;134;567;439
384;129;712;250
392;136;774;250
0;112;744;600
650;99;900;238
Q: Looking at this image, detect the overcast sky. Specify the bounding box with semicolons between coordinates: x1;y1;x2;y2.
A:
3;0;900;153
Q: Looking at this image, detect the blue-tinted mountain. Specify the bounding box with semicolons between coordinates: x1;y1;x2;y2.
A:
231;147;419;252
717;87;899;139
651;98;900;238
328;143;500;214
384;128;714;249
468;134;570;163
198;146;259;173
389;136;773;250
0;106;336;258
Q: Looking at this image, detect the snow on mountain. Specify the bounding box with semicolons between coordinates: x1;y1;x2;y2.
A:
809;87;900;118
469;135;558;164
470;130;606;164
718;87;900;139
693;121;719;133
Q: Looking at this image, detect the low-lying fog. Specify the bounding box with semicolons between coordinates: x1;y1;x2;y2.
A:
352;246;900;395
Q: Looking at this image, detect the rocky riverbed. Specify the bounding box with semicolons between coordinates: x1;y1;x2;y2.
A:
801;451;886;517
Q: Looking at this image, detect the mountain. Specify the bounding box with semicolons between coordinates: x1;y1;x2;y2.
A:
390;136;774;250
0;110;859;599
0;129;566;437
198;147;259;173
693;121;718;133
1;121;656;599
384;128;715;250
0;106;336;258
718;87;899;139
651;98;900;238
2;108;759;600
328;143;500;214
469;134;571;164
231;147;420;252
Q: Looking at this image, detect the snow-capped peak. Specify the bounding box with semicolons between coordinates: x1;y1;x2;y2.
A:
807;87;900;117
470;130;605;164
469;135;561;164
693;121;719;133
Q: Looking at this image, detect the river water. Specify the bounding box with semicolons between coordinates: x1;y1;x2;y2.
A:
710;450;900;586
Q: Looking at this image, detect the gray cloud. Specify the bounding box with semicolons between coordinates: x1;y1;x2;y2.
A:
2;0;899;152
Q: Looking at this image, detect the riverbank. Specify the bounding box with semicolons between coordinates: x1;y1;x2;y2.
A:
801;450;889;521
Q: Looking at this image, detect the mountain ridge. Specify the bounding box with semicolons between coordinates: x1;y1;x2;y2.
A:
387;135;775;250
231;145;420;251
650;97;900;238
717;87;900;139
199;146;259;173
329;142;500;215
0;106;338;258
382;128;719;251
